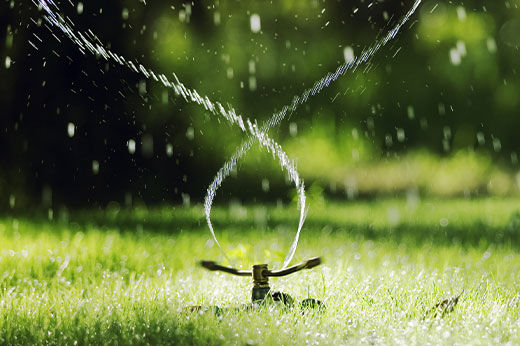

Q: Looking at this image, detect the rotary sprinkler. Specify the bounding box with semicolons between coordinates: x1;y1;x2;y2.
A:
191;257;324;313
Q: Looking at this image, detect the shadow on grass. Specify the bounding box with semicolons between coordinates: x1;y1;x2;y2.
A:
5;205;519;249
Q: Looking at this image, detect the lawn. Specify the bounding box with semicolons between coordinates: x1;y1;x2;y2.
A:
1;198;520;344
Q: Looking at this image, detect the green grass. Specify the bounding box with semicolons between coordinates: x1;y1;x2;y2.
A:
1;198;520;344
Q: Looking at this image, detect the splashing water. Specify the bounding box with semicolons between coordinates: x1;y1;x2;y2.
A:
31;0;421;268
205;0;422;268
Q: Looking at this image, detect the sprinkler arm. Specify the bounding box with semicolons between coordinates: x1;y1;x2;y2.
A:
267;257;322;277
199;260;251;276
199;257;321;278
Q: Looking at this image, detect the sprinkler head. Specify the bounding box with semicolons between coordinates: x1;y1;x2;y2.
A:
200;257;322;303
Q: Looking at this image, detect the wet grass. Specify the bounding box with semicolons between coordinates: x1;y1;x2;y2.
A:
1;198;520;344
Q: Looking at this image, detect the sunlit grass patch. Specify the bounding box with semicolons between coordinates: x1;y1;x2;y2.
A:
1;198;520;344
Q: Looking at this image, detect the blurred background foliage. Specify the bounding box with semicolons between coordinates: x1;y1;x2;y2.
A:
0;0;519;211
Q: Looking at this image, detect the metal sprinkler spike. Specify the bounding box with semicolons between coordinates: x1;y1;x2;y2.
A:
199;257;323;307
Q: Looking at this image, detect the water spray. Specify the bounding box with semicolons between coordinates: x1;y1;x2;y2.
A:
30;0;423;309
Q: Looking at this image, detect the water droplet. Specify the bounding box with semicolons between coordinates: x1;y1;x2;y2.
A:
181;193;190;207
406;189;420;209
387;207;400;225
385;134;393;146
456;40;467;57
438;103;446;115
248;76;257;91
396;128;405;142
345;178;357;200
76;2;83;15
138;80;147;95
352;128;359;140
127;139;136;154
449;48;461;65
67;122;75;137
179;10;186;22
166;143;173;157
5;31;13;49
456;6;466;21
9;194;15;209
486;37;497;53
226;67;234;79
289;122;297;137
261;178;270;192
205;237;215;248
440;218;449;227
476;132;485;145
367;118;374;130
5;56;12;69
492;137;502;152
213;12;221;26
181;4;192;23
407;105;415;120
343;46;355;63
186;127;194;140
92;160;99;175
250;14;261;33
122;8;129;20
443;126;452;139
248;60;256;74
442;138;450;152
